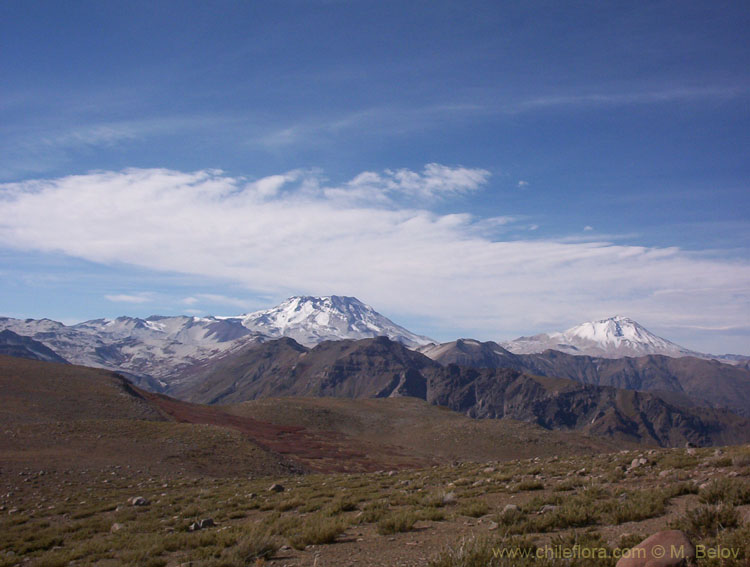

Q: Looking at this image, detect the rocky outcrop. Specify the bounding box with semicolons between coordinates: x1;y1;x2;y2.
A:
616;530;695;567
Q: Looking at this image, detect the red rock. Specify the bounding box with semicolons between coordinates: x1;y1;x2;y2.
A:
616;530;695;567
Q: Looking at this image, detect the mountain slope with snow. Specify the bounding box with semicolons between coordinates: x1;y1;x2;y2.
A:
502;316;702;358
0;295;433;388
0;315;265;390
236;296;434;348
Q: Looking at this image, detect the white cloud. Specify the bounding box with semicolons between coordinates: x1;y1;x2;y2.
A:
584;225;594;231
192;293;256;311
105;292;154;304
1;167;749;344
324;163;490;204
181;294;254;311
518;180;529;188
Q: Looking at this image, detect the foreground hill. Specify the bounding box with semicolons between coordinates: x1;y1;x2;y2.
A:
0;355;619;475
171;337;750;447
0;355;302;476
227;396;620;463
420;338;750;416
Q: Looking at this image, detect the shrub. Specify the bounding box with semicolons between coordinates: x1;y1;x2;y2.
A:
732;451;750;467
458;500;489;518
699;478;750;506
418;508;446;522
358;500;389;524
670;504;741;539
516;480;544;491
288;515;348;549
428;535;540;567
377;511;418;535
225;523;279;562
608;491;666;524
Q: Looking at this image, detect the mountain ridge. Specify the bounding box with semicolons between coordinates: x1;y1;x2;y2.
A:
420;338;750;416
0;296;432;389
170;335;750;447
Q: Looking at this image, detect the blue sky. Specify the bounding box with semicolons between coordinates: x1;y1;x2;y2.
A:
1;1;749;353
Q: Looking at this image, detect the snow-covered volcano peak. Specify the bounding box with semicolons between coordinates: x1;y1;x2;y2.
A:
563;315;651;344
503;315;702;358
238;295;433;348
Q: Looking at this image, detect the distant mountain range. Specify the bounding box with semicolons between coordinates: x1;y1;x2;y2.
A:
419;338;750;417
3;296;750;448
0;296;432;390
0;329;69;364
168;335;750;447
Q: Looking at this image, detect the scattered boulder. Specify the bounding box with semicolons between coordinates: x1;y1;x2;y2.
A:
188;518;215;532
128;496;149;506
539;505;558;514
110;523;124;533
616;530;695;567
268;483;284;493
441;491;456;505
502;504;519;514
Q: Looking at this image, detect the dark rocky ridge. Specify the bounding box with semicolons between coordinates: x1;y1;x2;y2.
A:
421;338;750;416
170;336;750;447
0;329;69;364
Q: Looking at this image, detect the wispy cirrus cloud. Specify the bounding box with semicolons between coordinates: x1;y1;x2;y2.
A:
252;86;748;149
507;86;748;112
1;166;748;346
182;293;256;311
105;292;155;304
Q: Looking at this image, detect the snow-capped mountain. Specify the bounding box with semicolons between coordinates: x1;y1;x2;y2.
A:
0;329;70;364
0;315;266;390
236;296;434;348
501;315;702;358
0;295;432;389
